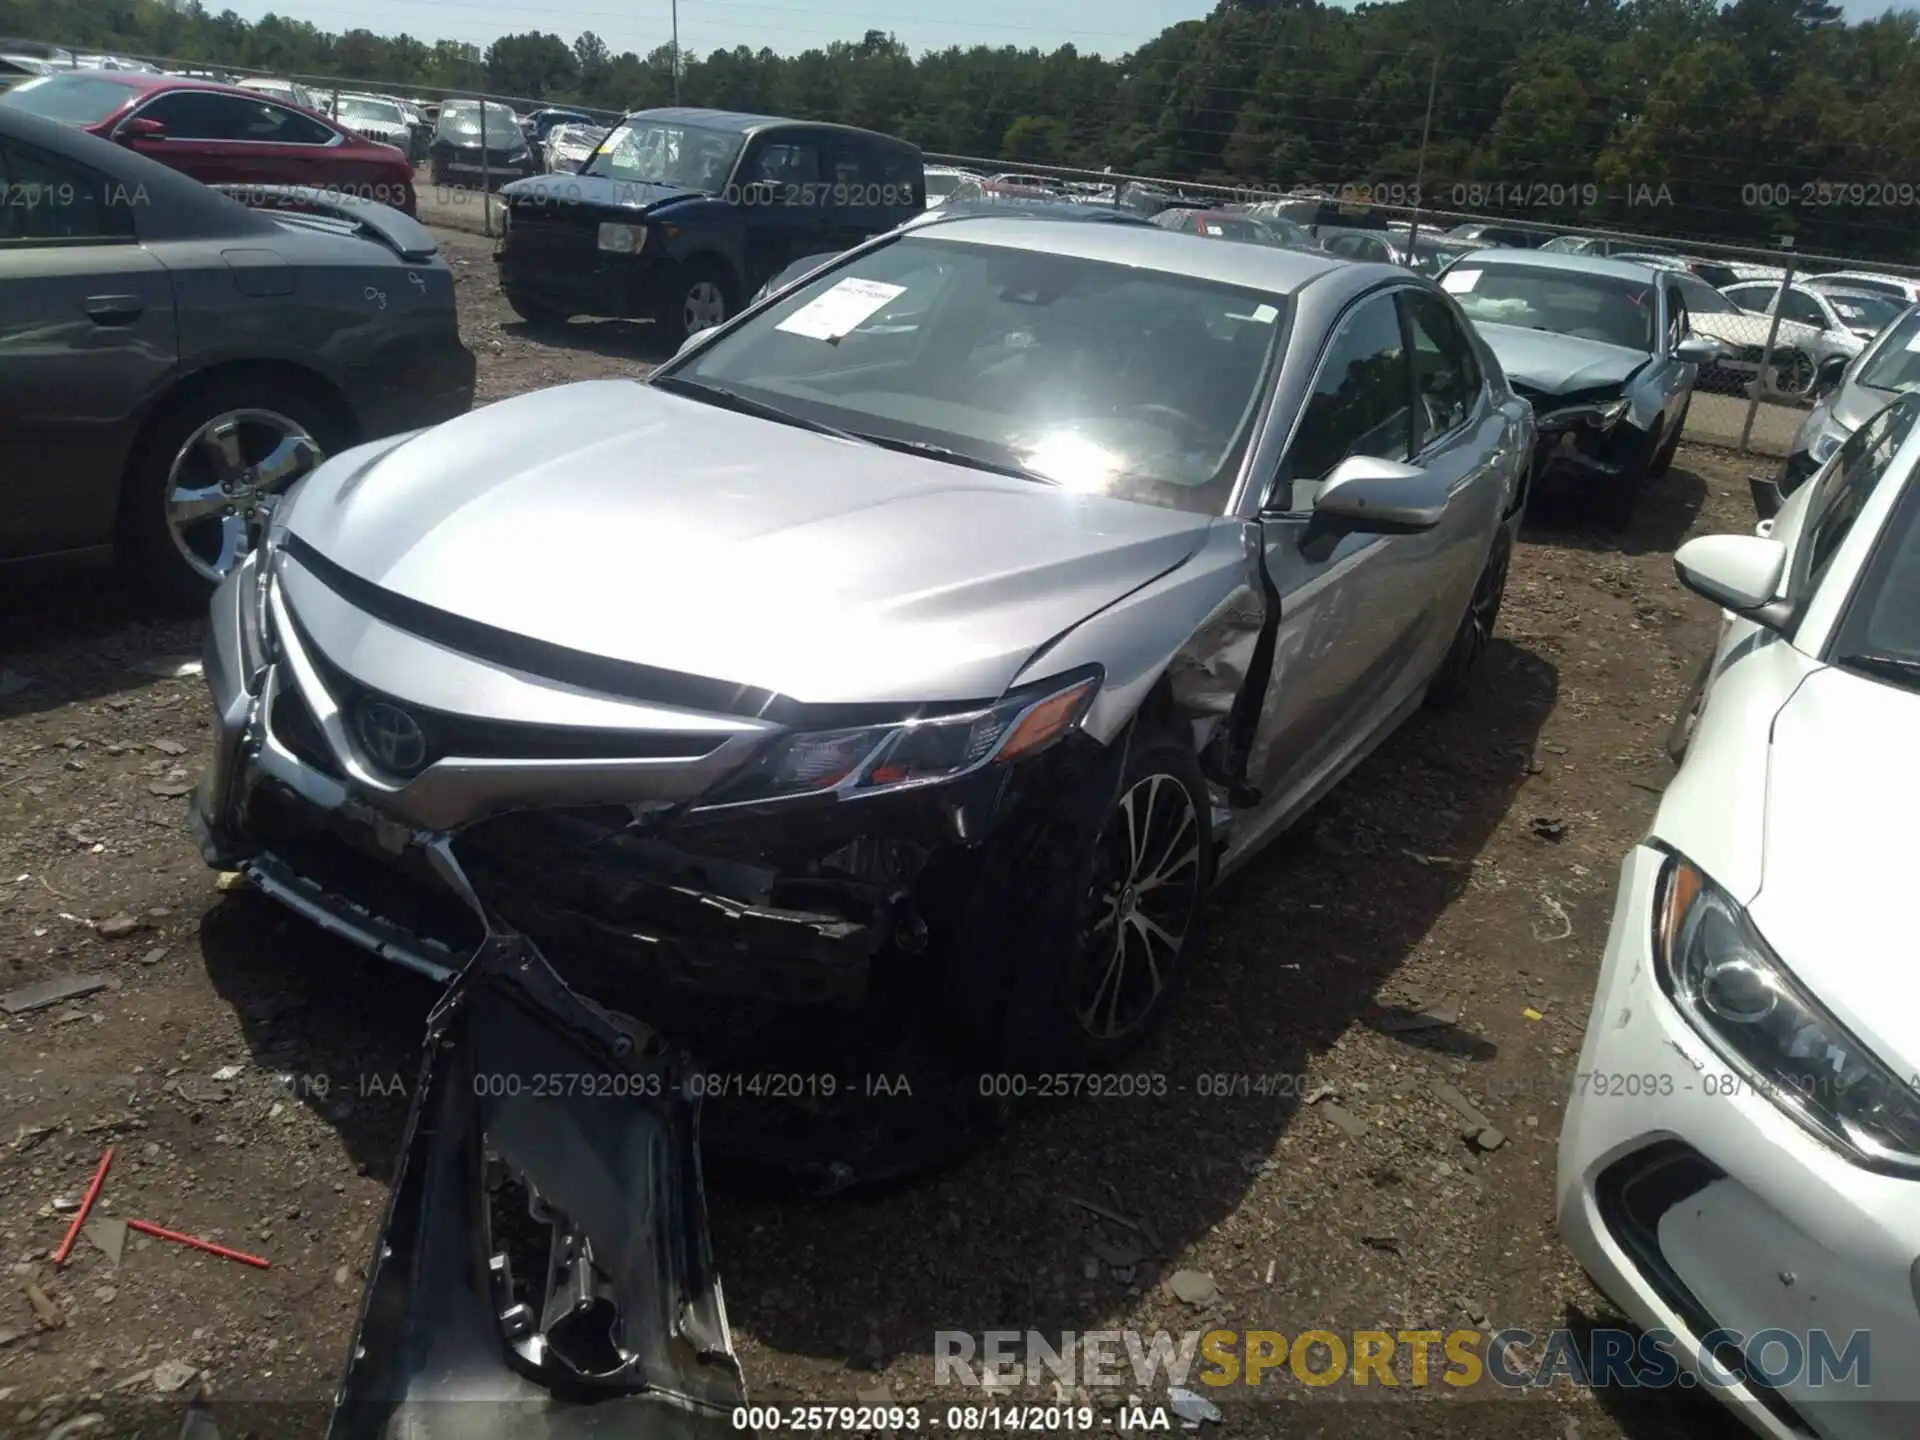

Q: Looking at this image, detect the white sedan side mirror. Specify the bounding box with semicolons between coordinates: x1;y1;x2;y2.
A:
1673;534;1791;627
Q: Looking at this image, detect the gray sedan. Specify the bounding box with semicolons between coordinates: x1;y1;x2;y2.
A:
0;105;474;606
190;217;1531;1084
1437;248;1716;528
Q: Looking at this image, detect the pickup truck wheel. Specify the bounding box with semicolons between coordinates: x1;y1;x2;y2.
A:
124;379;341;613
661;260;738;350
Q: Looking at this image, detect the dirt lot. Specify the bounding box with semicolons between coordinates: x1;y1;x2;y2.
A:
0;227;1768;1439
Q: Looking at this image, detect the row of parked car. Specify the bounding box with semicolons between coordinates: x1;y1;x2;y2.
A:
7;92;1919;1438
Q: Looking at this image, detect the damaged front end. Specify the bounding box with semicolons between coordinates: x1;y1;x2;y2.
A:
1517;385;1638;486
329;928;744;1440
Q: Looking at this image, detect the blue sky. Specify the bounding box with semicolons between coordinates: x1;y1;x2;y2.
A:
222;0;1908;61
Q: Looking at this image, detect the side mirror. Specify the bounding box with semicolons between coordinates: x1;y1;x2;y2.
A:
1675;336;1720;365
1673;534;1791;627
116;116;166;144
1308;454;1450;534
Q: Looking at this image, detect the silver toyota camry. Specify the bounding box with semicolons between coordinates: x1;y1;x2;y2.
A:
190;214;1533;1074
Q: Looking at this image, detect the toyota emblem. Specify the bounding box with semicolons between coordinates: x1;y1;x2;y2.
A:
356;699;427;776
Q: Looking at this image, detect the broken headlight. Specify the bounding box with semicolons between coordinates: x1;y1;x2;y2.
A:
705;668;1101;807
1654;852;1920;1174
1537;396;1629;433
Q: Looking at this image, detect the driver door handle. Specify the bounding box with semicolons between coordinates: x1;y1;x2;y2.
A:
86;295;144;326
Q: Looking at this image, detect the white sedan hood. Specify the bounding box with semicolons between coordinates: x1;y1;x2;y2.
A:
1749;664;1920;1076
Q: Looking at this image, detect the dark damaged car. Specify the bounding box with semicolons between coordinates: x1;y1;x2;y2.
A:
190;220;1533;1133
493;107;924;346
1437;248;1717;528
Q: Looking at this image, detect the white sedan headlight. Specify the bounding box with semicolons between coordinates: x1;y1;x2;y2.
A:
1655;852;1920;1173
597;223;646;255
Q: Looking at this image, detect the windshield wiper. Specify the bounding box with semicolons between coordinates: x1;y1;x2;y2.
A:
1837;651;1920;688
649;375;873;444
849;433;1058;484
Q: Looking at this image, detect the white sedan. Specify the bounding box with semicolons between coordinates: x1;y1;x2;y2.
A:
1558;389;1920;1439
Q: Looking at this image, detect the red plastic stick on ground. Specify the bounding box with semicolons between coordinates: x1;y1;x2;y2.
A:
125;1218;270;1270
52;1147;113;1267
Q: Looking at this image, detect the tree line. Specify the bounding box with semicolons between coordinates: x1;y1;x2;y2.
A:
5;0;1917;258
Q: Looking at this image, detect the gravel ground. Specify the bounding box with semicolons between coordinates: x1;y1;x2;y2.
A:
0;226;1766;1439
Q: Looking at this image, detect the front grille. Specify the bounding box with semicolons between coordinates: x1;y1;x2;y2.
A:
247;782;486;954
285;616;724;774
503;215;598;255
269;680;342;780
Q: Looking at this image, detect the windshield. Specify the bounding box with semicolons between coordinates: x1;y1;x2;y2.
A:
438;100;518;135
1830;292;1902;334
1442;263;1657;351
926;171;966;199
663;235;1287;515
1856;310;1920;392
580;120;742;191
1411;241;1475;275
338;97;402;126
0;73;132;123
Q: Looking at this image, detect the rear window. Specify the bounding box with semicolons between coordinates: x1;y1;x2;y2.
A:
0;74;134;124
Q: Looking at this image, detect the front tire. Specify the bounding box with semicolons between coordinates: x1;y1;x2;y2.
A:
659;258;739;351
1649;395;1689;478
1005;730;1214;1071
1426;529;1512;710
123;378;341;612
1591;421;1662;532
504;290;570;328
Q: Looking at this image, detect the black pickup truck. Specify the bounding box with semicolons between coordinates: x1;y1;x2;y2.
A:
494;107;925;347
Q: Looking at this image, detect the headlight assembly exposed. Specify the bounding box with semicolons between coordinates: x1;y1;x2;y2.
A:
1809;423;1848;467
1537;396;1629;432
705;669;1102;808
1654;852;1920;1173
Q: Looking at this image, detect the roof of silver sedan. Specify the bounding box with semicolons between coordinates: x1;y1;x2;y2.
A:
1448;246;1666;284
902;212;1347;294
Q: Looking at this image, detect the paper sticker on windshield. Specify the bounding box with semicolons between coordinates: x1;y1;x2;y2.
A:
1441;269;1480;294
1250;303;1278;323
1203;224;1224;236
776;278;907;341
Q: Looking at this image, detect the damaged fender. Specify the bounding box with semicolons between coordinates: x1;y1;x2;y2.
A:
328;929;745;1439
1014;517;1277;809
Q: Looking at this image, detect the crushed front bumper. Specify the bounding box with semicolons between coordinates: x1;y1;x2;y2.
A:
329;930;744;1440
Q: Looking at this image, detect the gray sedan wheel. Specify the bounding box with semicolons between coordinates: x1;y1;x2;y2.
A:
1062;736;1211;1056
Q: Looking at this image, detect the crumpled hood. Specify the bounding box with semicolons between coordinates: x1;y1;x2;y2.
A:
277;380;1212;707
1473;321;1648;395
501;173;699;213
1748;664;1920;1079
